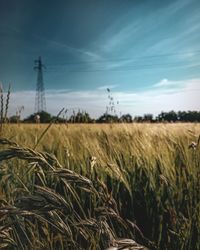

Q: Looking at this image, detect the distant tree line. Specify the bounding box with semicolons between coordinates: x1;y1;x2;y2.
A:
9;110;200;123
133;111;200;123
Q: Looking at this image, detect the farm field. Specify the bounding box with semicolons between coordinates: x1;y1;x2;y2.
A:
0;123;200;249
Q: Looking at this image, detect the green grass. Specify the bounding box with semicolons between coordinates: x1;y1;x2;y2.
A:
0;123;200;249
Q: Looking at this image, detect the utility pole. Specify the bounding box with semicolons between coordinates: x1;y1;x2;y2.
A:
34;56;46;113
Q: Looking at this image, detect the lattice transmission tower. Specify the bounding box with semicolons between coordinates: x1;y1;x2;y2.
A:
34;56;46;113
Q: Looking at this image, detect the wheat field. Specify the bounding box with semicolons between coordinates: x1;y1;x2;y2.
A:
0;123;200;249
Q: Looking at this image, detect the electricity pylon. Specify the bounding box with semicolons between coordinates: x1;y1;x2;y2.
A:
34;56;46;113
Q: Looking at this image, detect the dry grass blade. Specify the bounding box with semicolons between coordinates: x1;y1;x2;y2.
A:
0;227;17;248
109;238;148;249
34;108;65;149
0;146;54;170
35;185;72;211
4;84;11;122
0;138;18;147
52;169;93;187
0;137;152;249
0;84;3;122
75;218;99;231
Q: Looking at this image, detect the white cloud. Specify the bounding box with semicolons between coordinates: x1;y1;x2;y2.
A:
97;84;118;90
7;78;200;119
101;21;139;53
154;78;169;87
153;78;181;87
153;78;200;90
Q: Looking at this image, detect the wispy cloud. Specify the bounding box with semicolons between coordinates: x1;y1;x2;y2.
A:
36;36;103;62
8;78;200;118
91;0;199;73
153;78;181;88
154;78;169;87
153;78;200;90
0;23;103;63
101;21;140;53
97;84;118;90
166;0;191;15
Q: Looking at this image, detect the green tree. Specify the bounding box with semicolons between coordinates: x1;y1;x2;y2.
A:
143;114;153;122
24;111;52;123
68;111;92;123
120;114;132;123
96;113;119;123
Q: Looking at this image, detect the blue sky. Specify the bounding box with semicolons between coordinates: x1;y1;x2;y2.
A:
0;0;200;117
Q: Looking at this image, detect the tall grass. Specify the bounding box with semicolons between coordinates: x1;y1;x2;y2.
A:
1;123;200;249
0;84;11;135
